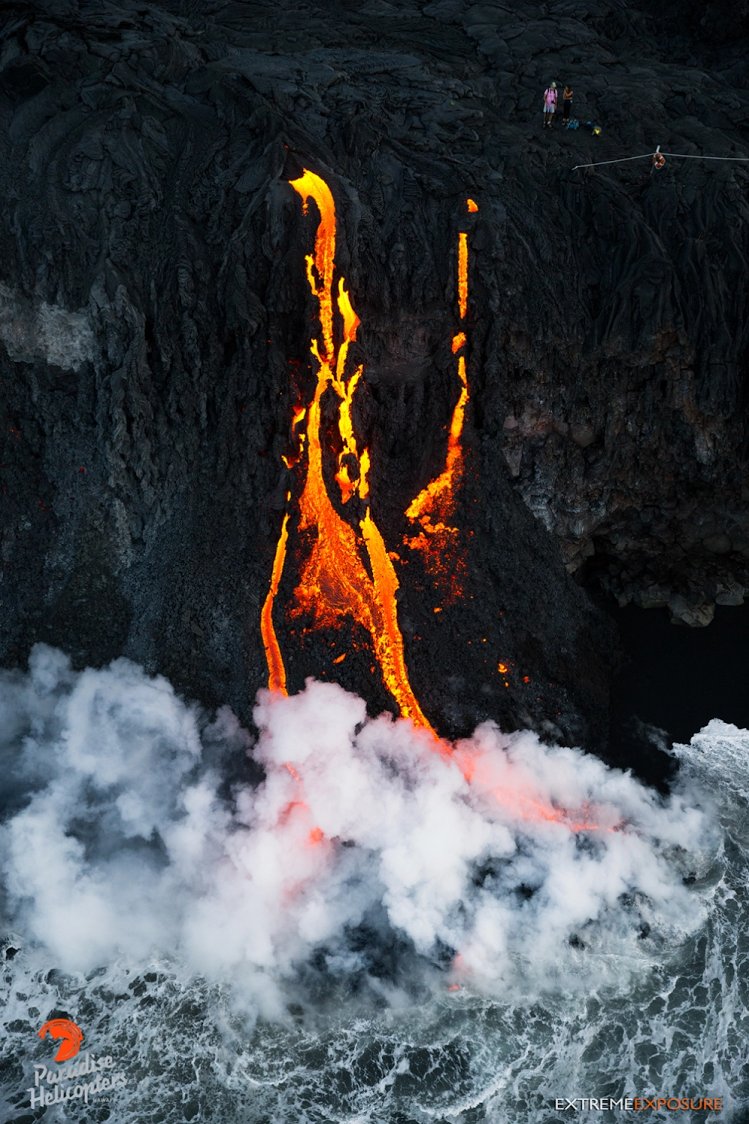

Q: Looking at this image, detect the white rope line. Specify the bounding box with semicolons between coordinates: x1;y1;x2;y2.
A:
661;151;749;161
572;153;655;170
573;149;749;171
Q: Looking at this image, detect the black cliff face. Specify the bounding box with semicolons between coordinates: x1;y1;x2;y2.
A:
0;0;746;755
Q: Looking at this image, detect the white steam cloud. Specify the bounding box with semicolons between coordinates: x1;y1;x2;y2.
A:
0;646;715;1017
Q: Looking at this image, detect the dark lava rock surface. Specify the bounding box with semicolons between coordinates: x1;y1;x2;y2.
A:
0;0;747;756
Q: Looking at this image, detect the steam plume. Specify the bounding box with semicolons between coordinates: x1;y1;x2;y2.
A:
0;646;713;1016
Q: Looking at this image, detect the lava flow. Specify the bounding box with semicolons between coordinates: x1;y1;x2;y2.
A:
260;505;290;695
404;200;476;601
258;177;607;836
261;169;431;731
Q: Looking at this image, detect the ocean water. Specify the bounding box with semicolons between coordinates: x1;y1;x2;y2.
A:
1;649;747;1123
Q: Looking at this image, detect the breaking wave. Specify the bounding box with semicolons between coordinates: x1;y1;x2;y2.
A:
1;646;747;1122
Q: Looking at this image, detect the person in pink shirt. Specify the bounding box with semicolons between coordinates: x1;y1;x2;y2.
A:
543;82;558;128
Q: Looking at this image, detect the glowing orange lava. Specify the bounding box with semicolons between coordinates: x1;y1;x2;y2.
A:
262;169;432;731
259;182;606;866
260;505;290;694
282;406;307;469
458;231;468;319
455;750;611;834
404;200;476;600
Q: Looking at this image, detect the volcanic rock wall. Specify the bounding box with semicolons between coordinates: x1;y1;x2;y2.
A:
0;0;746;750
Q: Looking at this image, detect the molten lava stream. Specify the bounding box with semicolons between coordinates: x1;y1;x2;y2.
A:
404;205;475;601
255;177;605;928
260;167;433;732
260;508;290;695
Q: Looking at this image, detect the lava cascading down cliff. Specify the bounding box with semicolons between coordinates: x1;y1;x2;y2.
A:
258;173;609;836
404;198;478;604
260;173;480;731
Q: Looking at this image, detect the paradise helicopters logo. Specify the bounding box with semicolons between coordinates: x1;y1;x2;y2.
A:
28;1016;128;1109
38;1018;84;1062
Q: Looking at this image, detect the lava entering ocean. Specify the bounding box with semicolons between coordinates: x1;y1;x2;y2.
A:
259;171;611;835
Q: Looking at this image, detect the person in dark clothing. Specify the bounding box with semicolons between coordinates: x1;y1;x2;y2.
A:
562;85;573;124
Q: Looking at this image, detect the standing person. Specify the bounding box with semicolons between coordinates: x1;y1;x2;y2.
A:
543;82;557;128
562;84;573;125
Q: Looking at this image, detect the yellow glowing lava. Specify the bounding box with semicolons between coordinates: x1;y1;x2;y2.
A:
404;202;475;600
259;183;609;840
458;232;468;320
260;506;290;694
261;169;432;730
